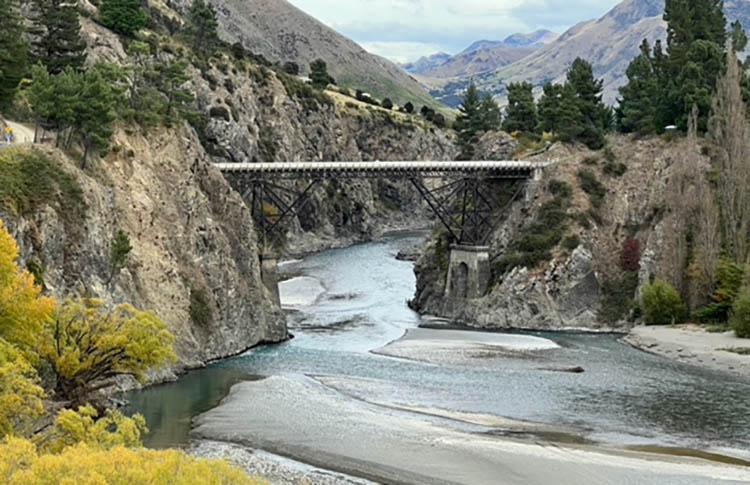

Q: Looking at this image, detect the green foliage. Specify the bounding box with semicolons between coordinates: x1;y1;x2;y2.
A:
39;298;177;404
730;288;750;338
100;0;148;36
454;81;500;159
185;0;220;58
28;0;87;74
642;280;688;325
42;405;147;453
617;40;659;135
603;160;627;177
494;180;572;277
577;169;606;209
381;98;393;110
277;71;332;109
598;272;640;324
503;82;537;134
310;59;335;89
108;230;132;285
404;102;414;114
189;286;213;328
562;235;581;251
695;259;745;323
0;0;29;109
619;0;730;133
0;148;86;224
731;20;749;52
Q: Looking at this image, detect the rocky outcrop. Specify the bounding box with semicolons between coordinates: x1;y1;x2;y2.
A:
413;135;703;331
2;129;287;371
191;63;456;254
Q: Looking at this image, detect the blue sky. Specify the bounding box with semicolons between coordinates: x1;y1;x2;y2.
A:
288;0;623;62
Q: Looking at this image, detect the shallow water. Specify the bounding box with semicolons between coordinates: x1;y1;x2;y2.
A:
125;234;750;458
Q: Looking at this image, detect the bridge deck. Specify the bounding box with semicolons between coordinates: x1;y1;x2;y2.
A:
214;161;547;178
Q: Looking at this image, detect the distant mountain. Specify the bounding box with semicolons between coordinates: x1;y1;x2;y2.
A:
402;29;557;79
433;0;750;106
177;0;441;109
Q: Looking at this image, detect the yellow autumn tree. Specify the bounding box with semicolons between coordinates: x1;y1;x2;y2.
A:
38;298;177;403
40;405;147;454
0;437;264;485
0;339;45;438
0;220;56;350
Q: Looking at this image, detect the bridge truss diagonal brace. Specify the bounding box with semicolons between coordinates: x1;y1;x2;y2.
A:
242;179;320;245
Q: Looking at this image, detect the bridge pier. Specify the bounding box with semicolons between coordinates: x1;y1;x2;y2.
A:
445;245;491;300
260;253;281;306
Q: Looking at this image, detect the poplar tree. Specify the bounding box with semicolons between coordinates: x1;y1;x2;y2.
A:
29;0;87;74
0;0;29;109
502;82;537;134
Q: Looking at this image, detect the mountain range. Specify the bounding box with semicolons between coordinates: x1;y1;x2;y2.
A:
402;30;557;79
425;0;750;106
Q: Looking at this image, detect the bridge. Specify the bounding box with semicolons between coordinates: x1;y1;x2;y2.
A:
216;160;549;302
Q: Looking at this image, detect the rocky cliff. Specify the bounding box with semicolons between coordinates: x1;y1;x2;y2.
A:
412;134;704;331
1;130;287;371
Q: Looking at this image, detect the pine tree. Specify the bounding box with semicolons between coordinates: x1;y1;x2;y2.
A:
100;0;148;37
617;40;659;135
731;20;748;53
29;0;86;74
454;81;485;160
566;58;608;149
537;82;565;134
185;0;220;58
0;0;29;109
75;66;123;167
502;82;537;134
309;59;335;89
479;94;501;131
662;0;728;130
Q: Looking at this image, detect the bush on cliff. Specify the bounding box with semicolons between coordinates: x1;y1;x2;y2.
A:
642;280;687;325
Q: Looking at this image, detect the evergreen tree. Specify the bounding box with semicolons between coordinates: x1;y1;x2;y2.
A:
537;82;565;134
28;0;86;74
502;81;537;134
566;58;608;149
662;0;728;130
479;94;501;131
454;81;485;159
100;0;148;37
0;0;29;109
185;0;220;58
309;59;334;89
617;40;659;135
75;66;123;166
731;20;748;53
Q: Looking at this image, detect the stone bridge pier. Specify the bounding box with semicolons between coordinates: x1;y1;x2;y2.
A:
445;245;491;300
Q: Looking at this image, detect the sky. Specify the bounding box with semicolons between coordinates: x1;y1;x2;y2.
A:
287;0;623;63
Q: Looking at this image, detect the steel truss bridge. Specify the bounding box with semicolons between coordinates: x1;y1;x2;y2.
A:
215;161;548;247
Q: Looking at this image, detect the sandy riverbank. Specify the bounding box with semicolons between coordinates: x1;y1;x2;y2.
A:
623;325;750;377
192;375;750;485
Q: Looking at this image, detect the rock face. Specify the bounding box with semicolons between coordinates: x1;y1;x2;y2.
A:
191;63;456;254
3;130;287;370
413;134;704;331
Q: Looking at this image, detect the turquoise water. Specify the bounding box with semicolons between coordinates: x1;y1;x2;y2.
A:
125;234;750;455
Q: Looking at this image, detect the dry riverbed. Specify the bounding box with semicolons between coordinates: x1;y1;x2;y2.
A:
623;325;750;376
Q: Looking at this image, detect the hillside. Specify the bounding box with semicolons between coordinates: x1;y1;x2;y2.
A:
169;0;441;110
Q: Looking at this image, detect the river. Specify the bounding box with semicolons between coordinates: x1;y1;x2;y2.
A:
125;233;750;484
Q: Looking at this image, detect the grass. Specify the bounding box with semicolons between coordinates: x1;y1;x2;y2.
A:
0;148;86;225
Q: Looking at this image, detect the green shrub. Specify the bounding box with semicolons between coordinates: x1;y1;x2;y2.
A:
642;280;687;325
598;272;639;324
100;0;148;36
603;161;627;177
189;286;213;327
730;289;750;338
577;169;606;209
562;235;581;251
695;259;745;323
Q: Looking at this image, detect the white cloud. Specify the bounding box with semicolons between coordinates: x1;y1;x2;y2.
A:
288;0;622;61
